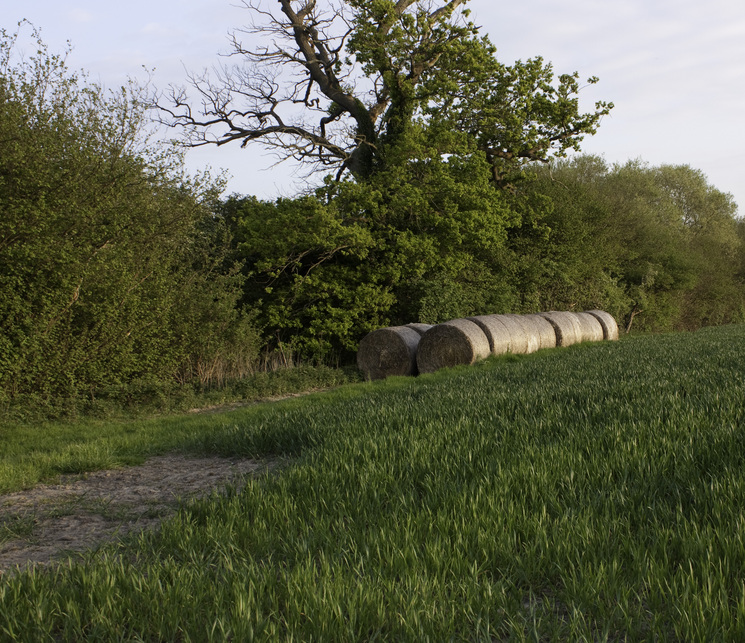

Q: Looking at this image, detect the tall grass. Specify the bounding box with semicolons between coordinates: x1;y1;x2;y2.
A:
0;364;358;495
2;326;745;640
0;359;358;425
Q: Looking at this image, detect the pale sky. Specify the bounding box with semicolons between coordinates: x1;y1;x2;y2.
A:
3;1;744;212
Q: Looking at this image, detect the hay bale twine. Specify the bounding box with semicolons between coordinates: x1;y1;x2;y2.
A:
466;315;512;355
416;319;491;374
490;315;530;354
406;323;434;336
585;310;619;341
538;311;583;347
357;326;422;380
524;314;558;349
574;312;605;343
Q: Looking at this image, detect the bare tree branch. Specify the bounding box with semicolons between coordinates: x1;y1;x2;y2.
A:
154;0;475;182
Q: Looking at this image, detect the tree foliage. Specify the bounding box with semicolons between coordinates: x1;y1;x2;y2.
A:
221;153;744;357
221;149;520;355
513;157;744;332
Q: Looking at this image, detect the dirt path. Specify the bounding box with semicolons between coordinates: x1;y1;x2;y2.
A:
0;455;273;575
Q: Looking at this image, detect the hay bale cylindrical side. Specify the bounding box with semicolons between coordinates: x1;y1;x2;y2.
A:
406;323;434;336
523;314;558;350
357;326;423;380
585;310;619;341
505;314;542;354
490;314;530;354
574;312;605;343
416;319;491;374
538;311;583;347
467;315;512;355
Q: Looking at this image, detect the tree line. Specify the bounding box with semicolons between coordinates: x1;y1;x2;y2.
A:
219;155;743;356
1;3;743;408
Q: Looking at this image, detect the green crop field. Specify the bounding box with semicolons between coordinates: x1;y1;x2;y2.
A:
2;325;745;640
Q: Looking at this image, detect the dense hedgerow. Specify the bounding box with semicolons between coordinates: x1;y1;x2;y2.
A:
0;24;256;403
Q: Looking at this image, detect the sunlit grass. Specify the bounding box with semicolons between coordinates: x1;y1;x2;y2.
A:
0;380;362;494
2;326;745;639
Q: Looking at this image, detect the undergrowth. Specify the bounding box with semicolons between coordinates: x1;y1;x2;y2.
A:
0;363;361;424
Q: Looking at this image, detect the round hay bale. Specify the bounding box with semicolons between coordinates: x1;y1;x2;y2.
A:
538;311;582;347
416;319;491;374
490;315;530;354
585;310;619;341
405;323;434;336
357;326;422;380
505;314;541;354
466;316;512;355
574;312;605;343
524;314;557;349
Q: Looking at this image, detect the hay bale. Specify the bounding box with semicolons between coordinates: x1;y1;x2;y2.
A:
585;310;619;341
406;323;433;336
466;315;512;355
357;326;422;380
504;314;542;354
490;314;530;354
524;314;558;349
416;319;491;374
538;311;583;347
574;312;605;342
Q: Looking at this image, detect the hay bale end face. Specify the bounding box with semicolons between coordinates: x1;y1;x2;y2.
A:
524;314;557;349
585;310;619;341
538;311;582;347
416;319;491;374
467;316;512;355
574;312;605;342
357;326;422;380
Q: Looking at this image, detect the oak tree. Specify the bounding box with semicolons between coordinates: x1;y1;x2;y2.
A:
158;1;613;356
159;0;612;187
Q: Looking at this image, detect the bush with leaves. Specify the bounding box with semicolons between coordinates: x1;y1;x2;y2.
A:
0;24;254;403
220;145;523;357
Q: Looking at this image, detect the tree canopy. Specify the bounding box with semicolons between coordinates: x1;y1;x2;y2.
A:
514;157;744;332
159;0;612;187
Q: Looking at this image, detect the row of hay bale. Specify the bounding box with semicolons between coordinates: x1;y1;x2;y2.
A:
357;311;619;380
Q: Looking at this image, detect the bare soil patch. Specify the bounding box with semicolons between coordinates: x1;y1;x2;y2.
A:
0;454;274;575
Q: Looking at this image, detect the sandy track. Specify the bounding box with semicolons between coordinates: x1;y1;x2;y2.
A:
0;454;272;575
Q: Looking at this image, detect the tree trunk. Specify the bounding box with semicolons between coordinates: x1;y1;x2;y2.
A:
625;303;642;333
